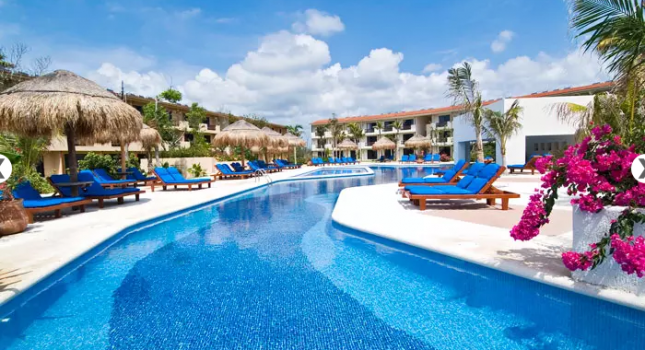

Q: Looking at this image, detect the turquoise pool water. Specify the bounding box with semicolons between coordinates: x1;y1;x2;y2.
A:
295;166;372;177
0;166;644;349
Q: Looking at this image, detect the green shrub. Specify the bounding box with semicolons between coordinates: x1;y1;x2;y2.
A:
187;163;207;178
79;152;117;174
7;163;54;194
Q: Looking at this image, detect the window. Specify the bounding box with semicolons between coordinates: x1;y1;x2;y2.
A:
439;115;450;123
184;133;194;142
534;144;539;151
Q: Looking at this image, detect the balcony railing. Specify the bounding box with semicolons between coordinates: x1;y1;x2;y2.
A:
383;126;393;132
366;140;377;146
400;124;413;130
366;128;375;133
207;124;217;130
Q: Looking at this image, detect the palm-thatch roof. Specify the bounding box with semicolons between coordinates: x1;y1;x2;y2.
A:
372;137;396;150
213;120;268;147
140;124;162;149
0;70;142;140
283;132;306;147
337;139;358;150
261;126;288;147
404;134;432;149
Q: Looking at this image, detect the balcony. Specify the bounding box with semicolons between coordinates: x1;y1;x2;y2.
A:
433;121;452;129
434;137;454;145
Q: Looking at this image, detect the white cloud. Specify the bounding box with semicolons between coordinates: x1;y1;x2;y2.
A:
83;29;607;133
177;8;201;20
292;9;345;37
491;30;515;53
422;63;442;73
214;17;236;24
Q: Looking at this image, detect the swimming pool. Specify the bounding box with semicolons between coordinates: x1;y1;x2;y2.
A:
1;166;644;349
295;166;373;177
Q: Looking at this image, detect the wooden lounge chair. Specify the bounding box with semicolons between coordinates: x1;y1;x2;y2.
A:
49;171;144;209
12;182;92;222
403;165;520;211
212;164;254;180
398;160;469;187
507;155;541;175
153;167;214;190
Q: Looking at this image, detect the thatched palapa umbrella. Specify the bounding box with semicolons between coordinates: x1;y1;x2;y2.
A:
404;134;432;158
372;137;396;160
0;70;142;195
337;139;358;158
213;120;268;166
284;132;306;164
261;127;288;161
140;124;162;170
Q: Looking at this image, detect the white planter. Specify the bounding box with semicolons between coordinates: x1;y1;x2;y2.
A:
572;205;645;295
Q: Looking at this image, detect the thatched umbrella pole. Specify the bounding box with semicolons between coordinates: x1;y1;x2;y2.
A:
64;123;79;187
284;132;305;164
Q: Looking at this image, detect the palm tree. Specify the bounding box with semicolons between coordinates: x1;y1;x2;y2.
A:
315;125;327;151
286;125;304;137
551;92;626;142
569;0;645;132
483;100;523;166
0;51;14;70
391;120;403;160
347;122;364;160
328;115;344;157
375;121;384;135
447;62;486;162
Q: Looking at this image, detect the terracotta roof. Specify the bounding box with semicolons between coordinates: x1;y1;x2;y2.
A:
310;81;614;126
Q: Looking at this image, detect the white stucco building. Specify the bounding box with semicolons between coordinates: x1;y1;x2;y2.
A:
310;81;612;163
453;95;594;166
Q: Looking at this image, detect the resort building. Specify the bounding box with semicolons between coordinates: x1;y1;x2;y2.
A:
310;81;612;162
41;92;287;176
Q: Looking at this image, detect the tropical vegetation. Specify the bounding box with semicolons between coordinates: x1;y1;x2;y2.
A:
0;133;53;193
483;100;523;166
447;62;486;162
512;0;645;277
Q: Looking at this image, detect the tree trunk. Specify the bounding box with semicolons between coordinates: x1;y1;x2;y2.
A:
241;146;246;167
475;126;484;162
501;140;507;167
65;123;79;197
120;141;127;177
155;146;160;167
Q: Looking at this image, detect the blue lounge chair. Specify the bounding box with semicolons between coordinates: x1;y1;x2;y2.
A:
432;154;441;162
214;164;254;179
399;160;468;186
462;162;485;176
12;181;91;222
92;168;137;188
50;171;143;208
257;160;280;172
277;159;298;169
378;155;385;163
153;167;214;190
508;155;541;175
409;154;417;163
121;167;156;187
401;155;409;163
423;154;432;163
403;164;520;211
231;162;246;172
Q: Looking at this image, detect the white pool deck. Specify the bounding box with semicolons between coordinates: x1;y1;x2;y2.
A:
1;165;644;313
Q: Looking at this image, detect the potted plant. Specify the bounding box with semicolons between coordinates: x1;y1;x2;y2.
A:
511;124;645;292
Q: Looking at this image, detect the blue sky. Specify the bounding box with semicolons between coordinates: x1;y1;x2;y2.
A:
0;0;608;127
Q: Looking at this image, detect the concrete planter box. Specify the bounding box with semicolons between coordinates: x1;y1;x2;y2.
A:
572;205;645;295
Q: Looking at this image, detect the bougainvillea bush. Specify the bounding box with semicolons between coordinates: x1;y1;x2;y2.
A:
511;124;645;277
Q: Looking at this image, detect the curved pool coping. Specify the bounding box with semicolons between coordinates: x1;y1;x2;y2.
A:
0;170;374;316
